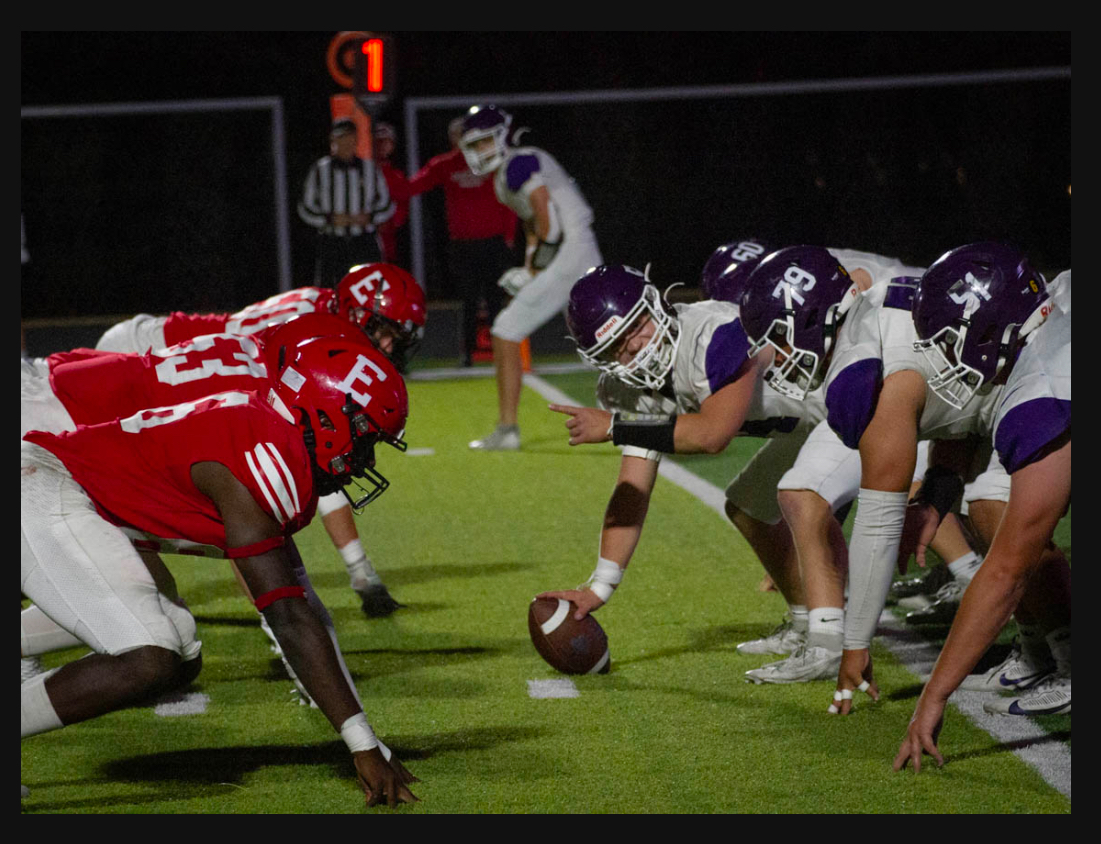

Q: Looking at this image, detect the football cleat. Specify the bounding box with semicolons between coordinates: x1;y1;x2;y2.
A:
744;645;841;685
469;424;520;451
982;672;1070;716
888;564;952;606
357;583;406;618
21;656;44;684
904;580;963;625
958;643;1056;692
736;616;805;656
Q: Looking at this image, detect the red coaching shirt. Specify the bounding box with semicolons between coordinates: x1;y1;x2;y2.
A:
48;334;270;427
160;287;337;347
24;391;317;555
402;148;517;245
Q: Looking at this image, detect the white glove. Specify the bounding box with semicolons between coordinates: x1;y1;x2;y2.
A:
497;266;533;296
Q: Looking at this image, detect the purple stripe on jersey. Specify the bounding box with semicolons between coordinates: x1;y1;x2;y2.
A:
705;319;751;395
826;358;883;449
506;154;540;193
883;277;920;311
995;397;1071;474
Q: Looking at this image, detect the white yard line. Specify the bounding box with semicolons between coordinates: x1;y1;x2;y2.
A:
524;373;1070;800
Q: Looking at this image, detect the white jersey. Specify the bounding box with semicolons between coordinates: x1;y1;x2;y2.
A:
596;300;825;460
822;277;1001;449
827;248;925;288
494;146;594;236
988;270;1071;474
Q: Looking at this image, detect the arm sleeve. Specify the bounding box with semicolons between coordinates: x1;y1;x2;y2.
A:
404;154;448;197
843;488;909;649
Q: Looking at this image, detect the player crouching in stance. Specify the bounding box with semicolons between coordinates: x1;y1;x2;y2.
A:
21;334;418;806
96;262;427;617
539;262;819;625
895;251;1070;771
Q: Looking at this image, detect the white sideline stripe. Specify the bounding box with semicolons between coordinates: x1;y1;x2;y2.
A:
540;599;570;635
527;679;579;699
154;692;210;717
524;373;1072;802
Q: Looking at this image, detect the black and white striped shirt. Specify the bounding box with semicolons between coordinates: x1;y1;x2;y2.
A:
297;155;395;236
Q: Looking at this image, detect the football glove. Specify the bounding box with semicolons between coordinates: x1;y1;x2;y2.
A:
497;266;534;296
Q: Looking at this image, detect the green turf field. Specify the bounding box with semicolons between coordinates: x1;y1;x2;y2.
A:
21;367;1071;813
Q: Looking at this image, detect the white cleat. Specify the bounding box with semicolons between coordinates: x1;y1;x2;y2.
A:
21;656;44;684
469;425;520;451
983;671;1070;716
736;617;804;656
958;645;1055;693
745;645;842;685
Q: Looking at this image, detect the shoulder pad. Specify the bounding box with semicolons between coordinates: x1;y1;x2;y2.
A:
994;397;1071;474
882;276;919;311
505;153;541;193
825;358;883;449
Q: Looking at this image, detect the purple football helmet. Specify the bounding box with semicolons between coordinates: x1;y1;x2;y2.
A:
912;242;1049;409
700;238;772;303
459;105;512;175
566;264;680;390
739;246;859;401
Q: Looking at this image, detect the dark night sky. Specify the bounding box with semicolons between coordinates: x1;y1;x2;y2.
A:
21;32;1072;331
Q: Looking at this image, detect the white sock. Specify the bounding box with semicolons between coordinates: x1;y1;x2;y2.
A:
21;671;63;738
807;607;844;653
339;540;381;589
1045;626;1071;675
789;605;809;635
947;551;981;584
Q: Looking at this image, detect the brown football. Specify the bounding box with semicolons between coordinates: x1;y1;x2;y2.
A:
528;597;610;675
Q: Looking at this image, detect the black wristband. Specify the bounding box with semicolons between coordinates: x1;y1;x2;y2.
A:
912;464;965;521
610;412;677;453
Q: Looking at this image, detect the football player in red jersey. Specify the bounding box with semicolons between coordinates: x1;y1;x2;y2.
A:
20;334;419;807
93;263;427;617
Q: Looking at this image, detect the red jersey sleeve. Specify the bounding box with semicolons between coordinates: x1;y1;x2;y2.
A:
163;312;232;347
25;391;317;553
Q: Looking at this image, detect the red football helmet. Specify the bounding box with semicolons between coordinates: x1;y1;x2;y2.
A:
265;334;408;510
334;263;427;372
258;312;369;373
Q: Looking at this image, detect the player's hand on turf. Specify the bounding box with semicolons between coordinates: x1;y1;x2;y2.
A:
897;500;942;573
535;588;604;620
827;648;879;715
548;404;613;446
893;694;945;773
353;747;419;808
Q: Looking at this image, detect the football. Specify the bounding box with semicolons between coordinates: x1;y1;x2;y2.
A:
528;597;610;675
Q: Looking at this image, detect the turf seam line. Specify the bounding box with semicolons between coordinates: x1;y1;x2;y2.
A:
524;373;1071;801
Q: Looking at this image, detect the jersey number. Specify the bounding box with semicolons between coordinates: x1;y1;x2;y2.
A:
120;391;251;433
154;335;267;385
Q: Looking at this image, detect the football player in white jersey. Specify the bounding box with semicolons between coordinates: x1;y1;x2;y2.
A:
713;246;981;684
800;242;1063;715
458;105;603;451
539;262;836;626
895;256;1070;770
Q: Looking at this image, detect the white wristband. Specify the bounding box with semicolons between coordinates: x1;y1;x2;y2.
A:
588;557;623;603
340;712;378;753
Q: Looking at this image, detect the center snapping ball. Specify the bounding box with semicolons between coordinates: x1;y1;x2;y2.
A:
528;597;610;674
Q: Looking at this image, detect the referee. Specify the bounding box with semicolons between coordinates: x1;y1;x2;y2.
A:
298;119;395;288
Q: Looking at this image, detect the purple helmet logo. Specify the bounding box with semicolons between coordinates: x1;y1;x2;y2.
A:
739;246;858;401
701;239;771;302
567;264;680;390
912;242;1049;409
459;105;512;175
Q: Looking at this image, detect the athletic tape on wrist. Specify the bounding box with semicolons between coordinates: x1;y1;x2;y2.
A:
340;712;379;753
588;556;624;603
